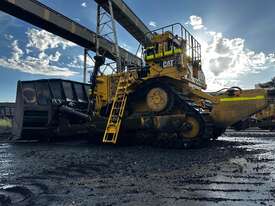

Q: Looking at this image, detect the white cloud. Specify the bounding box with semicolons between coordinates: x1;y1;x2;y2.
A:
26;28;76;51
0;29;79;77
194;27;275;91
186;15;205;30
49;51;62;62
38;51;61;62
121;43;131;52
184;15;275;90
68;55;94;69
203;31;275;79
81;2;87;8
4;34;13;40
11;40;24;61
149;21;157;27
74;18;81;22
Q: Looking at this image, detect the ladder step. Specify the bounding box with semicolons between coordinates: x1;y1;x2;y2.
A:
103;140;114;143
115;98;125;102
110;115;122;119
119;81;131;86
110;116;120;120
106;126;117;133
103;134;116;143
110;116;119;120
116;93;126;96
117;88;126;91
117;89;127;92
111;110;121;113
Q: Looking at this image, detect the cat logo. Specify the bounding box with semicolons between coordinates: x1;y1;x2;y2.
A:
162;59;175;68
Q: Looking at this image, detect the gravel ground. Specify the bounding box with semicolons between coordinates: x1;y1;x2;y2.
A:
0;128;11;142
0;129;275;206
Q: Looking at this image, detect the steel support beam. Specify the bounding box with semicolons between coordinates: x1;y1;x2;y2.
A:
0;0;142;66
95;0;153;46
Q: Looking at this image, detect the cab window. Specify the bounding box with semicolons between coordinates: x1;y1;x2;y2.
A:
145;47;155;56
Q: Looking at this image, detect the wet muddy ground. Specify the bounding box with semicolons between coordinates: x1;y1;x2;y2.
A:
0;129;275;206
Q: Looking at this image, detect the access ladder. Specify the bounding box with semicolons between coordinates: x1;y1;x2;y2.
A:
102;72;133;144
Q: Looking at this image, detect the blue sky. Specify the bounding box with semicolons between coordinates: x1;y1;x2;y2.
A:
0;0;275;102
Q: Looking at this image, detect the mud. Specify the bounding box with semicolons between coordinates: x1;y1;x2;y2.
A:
0;129;275;206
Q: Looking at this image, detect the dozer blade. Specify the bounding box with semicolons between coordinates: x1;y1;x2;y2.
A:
12;79;91;141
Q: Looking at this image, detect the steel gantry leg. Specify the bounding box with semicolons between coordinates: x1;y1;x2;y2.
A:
95;0;122;72
83;48;88;83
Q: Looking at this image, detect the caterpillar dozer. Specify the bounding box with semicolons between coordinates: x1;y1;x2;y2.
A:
4;0;274;147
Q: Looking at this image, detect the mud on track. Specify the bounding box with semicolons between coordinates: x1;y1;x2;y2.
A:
0;129;275;206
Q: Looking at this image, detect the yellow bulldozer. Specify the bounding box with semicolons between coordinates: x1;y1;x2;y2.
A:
91;25;272;147
5;0;274;147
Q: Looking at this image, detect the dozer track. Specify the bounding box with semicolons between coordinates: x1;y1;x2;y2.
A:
173;89;214;140
125;84;215;148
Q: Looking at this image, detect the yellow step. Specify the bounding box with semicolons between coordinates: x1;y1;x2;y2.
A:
102;136;116;143
107;126;117;133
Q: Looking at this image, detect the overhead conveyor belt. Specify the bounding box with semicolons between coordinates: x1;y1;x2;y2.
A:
95;0;153;46
0;0;142;66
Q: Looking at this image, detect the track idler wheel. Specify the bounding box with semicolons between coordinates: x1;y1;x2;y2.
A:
180;116;201;139
149;114;208;149
177;114;206;148
146;85;174;113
